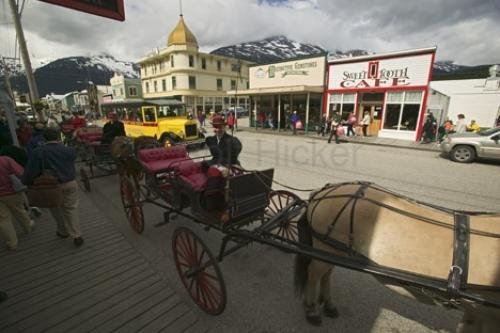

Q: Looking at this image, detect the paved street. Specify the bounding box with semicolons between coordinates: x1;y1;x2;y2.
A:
86;131;499;332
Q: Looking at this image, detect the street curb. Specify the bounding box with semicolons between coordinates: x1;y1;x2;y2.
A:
235;127;441;153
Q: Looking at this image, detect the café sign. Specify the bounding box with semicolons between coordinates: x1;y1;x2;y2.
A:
328;53;433;90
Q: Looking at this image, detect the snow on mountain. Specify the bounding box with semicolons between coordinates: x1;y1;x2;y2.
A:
210;35;326;63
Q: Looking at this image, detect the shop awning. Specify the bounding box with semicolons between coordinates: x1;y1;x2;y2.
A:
227;85;324;96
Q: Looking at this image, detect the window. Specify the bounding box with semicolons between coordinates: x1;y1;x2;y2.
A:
217;60;221;71
144;67;148;76
162;79;166;91
217;79;223;90
172;76;176;90
201;58;206;69
145;82;150;94
153;81;158;92
189;76;196;89
113;89;116;96
383;91;422;131
143;107;156;123
129;87;137;96
231;63;240;72
329;93;356;119
120;88;123;96
170;55;174;67
189;55;194;67
231;80;236;90
159;61;164;71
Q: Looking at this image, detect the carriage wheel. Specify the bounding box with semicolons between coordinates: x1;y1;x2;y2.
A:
172;227;227;315
119;175;144;234
80;167;91;192
264;190;302;242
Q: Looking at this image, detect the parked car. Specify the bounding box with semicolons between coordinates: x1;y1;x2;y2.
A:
227;106;248;117
440;126;500;163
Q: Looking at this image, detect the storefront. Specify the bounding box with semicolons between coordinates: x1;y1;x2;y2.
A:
325;47;436;140
230;55;326;132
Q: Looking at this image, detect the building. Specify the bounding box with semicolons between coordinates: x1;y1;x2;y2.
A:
430;66;500;128
233;54;326;131
110;73;143;102
325;47;436;141
138;15;252;115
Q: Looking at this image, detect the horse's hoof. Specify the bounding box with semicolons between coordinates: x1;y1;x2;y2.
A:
306;313;322;326
324;305;339;318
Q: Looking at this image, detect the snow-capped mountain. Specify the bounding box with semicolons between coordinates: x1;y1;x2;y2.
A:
9;54;139;96
210;35;326;63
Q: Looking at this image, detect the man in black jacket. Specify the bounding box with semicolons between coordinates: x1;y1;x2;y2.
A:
205;115;242;166
101;112;125;144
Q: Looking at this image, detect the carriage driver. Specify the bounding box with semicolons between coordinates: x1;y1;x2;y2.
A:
101;112;126;145
202;115;242;219
204;115;242;167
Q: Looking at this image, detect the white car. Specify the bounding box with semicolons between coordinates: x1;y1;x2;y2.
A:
440;127;500;163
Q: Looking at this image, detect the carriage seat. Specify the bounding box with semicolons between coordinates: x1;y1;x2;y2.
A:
138;146;188;173
176;160;208;192
77;132;103;145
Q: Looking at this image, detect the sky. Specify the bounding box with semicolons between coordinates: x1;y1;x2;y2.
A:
1;0;500;67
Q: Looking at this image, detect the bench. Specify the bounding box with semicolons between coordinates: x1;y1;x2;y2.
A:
138;146;189;174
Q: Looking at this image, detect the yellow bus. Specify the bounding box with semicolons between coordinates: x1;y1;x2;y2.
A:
122;100;204;147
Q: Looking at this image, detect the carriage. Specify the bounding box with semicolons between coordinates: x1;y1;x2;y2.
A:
113;140;500;326
75;126;117;191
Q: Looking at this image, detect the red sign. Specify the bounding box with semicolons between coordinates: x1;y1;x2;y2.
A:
39;0;125;21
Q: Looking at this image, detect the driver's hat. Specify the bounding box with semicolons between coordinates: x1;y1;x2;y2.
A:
211;115;226;127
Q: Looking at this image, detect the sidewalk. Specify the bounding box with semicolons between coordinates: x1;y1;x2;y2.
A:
0;190;205;332
236;124;441;152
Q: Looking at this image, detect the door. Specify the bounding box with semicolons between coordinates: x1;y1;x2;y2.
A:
360;104;382;136
481;132;500;158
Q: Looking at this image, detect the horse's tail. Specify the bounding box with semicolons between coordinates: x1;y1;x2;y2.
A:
294;211;312;297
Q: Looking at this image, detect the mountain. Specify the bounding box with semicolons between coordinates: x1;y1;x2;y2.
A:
10;54;139;96
210;35;327;63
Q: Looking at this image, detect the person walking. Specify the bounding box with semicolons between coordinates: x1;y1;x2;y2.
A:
290;111;300;135
454;114;467;133
328;111;342;144
0;155;34;250
226;111;236;135
27;123;46;156
23;128;83;247
362;111;371;137
346;112;357;136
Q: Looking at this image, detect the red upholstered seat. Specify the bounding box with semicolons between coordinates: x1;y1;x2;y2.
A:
78;132;103;143
173;160;206;192
138;146;188;173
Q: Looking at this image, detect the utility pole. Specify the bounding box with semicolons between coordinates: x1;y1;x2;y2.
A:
8;0;41;120
0;73;20;147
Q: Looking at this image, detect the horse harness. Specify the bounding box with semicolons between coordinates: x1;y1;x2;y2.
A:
308;182;472;301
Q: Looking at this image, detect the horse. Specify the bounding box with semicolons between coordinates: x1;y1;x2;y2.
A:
294;181;500;332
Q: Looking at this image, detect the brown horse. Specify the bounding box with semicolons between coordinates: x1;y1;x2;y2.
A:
294;181;500;332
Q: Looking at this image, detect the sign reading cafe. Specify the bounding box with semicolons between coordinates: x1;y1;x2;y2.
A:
328;53;434;90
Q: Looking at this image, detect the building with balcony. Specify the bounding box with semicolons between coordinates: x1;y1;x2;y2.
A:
138;15;252;115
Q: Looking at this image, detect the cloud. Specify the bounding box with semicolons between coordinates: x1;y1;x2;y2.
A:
1;0;499;65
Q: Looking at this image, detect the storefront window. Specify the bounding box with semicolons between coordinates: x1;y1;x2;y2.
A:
383;104;402;129
383;91;422;131
329;93;356;120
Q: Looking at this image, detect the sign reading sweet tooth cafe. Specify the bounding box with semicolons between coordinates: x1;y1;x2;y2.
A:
328;53;433;90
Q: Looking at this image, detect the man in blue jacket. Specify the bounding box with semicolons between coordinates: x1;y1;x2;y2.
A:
23;128;83;247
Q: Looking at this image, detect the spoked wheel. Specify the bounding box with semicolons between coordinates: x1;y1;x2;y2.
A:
172;227;227;315
80;167;91;192
119;175;144;234
264;190;303;242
